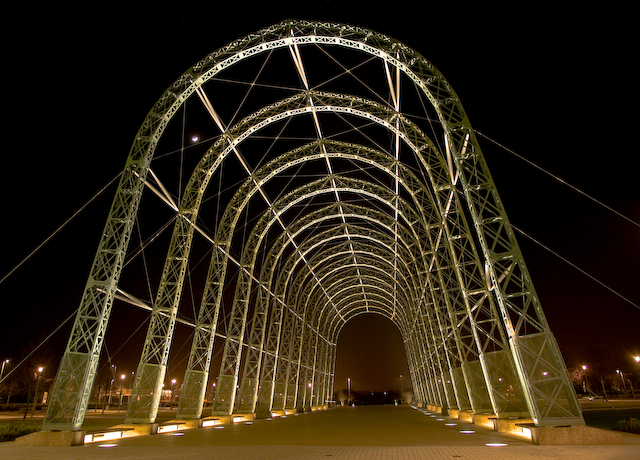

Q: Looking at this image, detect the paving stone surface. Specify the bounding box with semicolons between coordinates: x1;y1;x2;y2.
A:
2;405;639;459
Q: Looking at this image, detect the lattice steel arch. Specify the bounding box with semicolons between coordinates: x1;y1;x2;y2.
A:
43;19;583;431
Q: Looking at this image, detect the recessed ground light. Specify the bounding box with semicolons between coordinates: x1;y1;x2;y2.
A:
460;430;475;434
445;423;457;426
98;444;117;448
214;426;225;429
171;432;184;436
245;422;253;425
436;418;445;421
486;443;508;447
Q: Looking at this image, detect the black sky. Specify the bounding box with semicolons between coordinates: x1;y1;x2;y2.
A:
1;4;639;393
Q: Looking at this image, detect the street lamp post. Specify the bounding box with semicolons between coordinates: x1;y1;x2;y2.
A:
616;369;627;393
30;367;44;418
400;374;404;402
171;379;177;410
0;359;9;382
118;374;126;412
347;378;351;405
108;364;117;406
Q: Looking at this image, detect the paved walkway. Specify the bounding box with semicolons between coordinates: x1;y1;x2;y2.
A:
2;405;639;459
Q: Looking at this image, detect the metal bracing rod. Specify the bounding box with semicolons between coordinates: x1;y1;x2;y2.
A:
384;53;402;320
111;287;281;355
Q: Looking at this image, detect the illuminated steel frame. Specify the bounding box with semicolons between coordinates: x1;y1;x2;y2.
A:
43;20;583;431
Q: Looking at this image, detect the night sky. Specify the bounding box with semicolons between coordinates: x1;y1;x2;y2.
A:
2;4;639;395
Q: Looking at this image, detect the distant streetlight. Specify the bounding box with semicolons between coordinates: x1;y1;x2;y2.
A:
347;378;351;402
400;374;404;396
635;356;640;364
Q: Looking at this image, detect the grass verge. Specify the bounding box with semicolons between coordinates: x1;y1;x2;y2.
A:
616;417;640;434
0;422;41;442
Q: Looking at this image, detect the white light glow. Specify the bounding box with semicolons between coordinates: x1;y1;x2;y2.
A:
486;443;508;447
158;424;179;433
84;430;124;443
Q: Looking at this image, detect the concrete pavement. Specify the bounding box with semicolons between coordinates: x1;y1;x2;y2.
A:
2;405;639;459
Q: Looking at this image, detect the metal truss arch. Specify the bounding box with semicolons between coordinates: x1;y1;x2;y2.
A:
45;20;583;431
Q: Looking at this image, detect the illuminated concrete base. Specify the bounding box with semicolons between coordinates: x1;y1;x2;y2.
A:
520;424;624;445
471;413;496;429
271;408;298;417
426;405;443;414
15;430;85;446
109;423;159;436
492;417;534;438
156;419;203;433
232;413;256;423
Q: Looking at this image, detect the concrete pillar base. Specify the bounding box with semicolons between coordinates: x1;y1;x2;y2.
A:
232;413;255;422
492;417;534;434
110;423;159;436
520;424;624;445
15;430;85;446
471;413;496;428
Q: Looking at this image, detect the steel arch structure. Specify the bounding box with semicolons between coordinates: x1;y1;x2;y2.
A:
43;19;583;432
